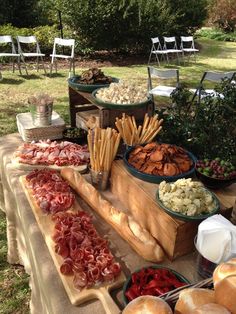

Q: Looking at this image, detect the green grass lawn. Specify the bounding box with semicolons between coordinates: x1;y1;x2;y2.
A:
0;37;235;313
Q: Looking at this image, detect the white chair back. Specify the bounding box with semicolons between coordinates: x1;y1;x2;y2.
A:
151;37;160;44
16;35;42;54
203;71;235;83
52;38;75;58
180;36;196;49
163;36;178;50
0;35;17;54
17;35;37;44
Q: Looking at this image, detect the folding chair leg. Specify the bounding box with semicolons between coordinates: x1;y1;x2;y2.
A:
17;58;22;75
176;52;180;65
55;58;58;73
40;56;47;75
0;66;2;81
37;56;39;72
155;53;160;67
21;55;28;75
69;59;72;78
73;59;75;76
166;53;169;64
148;52;152;64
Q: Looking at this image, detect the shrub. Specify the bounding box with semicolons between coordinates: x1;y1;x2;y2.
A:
196;27;236;42
158;81;236;162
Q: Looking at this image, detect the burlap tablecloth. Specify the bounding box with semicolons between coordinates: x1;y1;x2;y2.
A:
0;133;202;314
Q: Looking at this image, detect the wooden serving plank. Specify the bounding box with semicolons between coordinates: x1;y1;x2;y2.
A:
12;159;88;173
110;161;236;260
20;176;125;313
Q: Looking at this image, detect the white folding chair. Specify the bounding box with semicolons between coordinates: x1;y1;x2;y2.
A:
180;36;199;63
148;37;168;66
191;71;236;103
50;38;75;77
163;36;182;64
16;35;46;75
0;35;22;80
147;66;180;98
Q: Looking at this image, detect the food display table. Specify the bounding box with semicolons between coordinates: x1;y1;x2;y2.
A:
1;133;236;314
68;86;154;128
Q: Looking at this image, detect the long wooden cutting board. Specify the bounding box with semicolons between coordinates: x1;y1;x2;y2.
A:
20;176;125;314
12;159;88;173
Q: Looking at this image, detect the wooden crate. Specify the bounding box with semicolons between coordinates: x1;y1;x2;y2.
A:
110;161;236;260
68;86;154;128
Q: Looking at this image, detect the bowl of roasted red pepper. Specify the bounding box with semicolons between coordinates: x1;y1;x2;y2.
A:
123;266;190;306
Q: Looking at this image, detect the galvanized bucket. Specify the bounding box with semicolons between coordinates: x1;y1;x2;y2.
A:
30;103;53;126
28;94;54;127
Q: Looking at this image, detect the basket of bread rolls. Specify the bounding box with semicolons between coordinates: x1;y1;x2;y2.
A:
122;258;236;314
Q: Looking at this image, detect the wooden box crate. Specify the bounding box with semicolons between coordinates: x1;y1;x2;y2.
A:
110;161;236;260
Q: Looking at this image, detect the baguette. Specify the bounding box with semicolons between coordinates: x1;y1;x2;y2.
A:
61;168;165;262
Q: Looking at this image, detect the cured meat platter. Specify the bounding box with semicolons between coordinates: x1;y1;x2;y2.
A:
20;173;125;313
12;140;89;173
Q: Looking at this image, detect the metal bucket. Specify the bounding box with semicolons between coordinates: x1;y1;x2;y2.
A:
30;103;53;127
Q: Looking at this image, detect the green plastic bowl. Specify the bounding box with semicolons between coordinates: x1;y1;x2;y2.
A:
92;87;152;109
122;265;190;306
156;188;220;221
123;145;197;183
68;76;119;93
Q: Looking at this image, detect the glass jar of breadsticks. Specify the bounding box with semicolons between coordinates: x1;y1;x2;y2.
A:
87;127;121;190
115;113;163;146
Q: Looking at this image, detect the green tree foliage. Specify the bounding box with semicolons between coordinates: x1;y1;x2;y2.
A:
208;0;236;32
55;0;208;52
0;0;56;27
0;0;38;27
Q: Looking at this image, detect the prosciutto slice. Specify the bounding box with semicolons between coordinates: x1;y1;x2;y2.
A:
52;211;121;290
14;140;89;167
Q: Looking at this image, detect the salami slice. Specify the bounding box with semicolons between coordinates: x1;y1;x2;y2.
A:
26;169;75;214
52;211;121;290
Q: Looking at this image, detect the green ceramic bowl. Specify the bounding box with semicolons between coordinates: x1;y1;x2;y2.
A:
68;76;119;93
122;265;190;306
92;87;152;109
123;145;197;183
156;188;220;221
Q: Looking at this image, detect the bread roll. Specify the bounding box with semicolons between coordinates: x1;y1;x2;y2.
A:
191;303;231;314
174;288;215;314
215;274;236;314
60;168;165;262
122;296;173;314
213;257;236;286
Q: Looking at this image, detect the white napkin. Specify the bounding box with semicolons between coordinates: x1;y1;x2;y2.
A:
196;214;236;264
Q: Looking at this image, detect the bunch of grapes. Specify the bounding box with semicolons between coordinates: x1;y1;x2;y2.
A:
196;158;236;180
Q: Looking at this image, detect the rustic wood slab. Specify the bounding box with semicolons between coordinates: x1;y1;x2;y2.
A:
11;159;88;173
20;176;125;314
110;160;236;260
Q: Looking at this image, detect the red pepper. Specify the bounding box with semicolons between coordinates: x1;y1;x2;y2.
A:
125;284;140;301
126;267;187;302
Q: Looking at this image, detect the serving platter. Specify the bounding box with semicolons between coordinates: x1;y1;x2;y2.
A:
156;188;220;221
20;175;125;313
92;88;152;110
123;146;197;184
68;76;119;93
